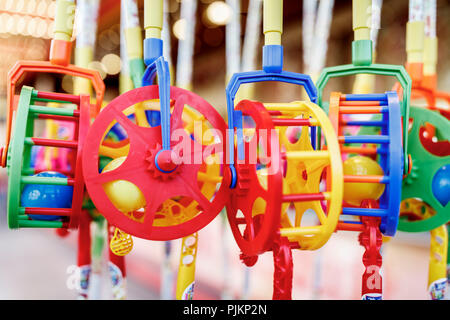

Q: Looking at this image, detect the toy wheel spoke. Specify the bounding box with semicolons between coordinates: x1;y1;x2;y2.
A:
179;174;213;213
171;94;189;130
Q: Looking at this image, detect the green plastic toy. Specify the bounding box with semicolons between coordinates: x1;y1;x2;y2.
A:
7;86;90;229
398;106;450;232
316;1;412;175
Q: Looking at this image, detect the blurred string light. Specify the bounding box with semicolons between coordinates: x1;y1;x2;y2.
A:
87;61;107;80
101;53;121;75
204;1;232;26
173;18;186;40
0;0;55;39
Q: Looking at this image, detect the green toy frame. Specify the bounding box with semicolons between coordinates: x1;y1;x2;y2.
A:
398;106;450;232
316;40;412;175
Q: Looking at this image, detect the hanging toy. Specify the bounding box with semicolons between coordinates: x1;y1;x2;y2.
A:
315;0;411;299
225;0;344;299
82;0;230;241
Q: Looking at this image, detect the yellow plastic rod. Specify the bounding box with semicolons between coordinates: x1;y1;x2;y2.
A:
428;224;448;300
263;0;282;45
126;27;144;60
144;0;163;39
53;0;75;41
74;47;94;96
423;36;437;76
176;233;198;300
406;21;425;63
353;0;371;41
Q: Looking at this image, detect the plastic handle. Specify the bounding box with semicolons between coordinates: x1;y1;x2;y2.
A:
50;0;76;66
145;0;163;40
353;0;371;41
263;0;282;45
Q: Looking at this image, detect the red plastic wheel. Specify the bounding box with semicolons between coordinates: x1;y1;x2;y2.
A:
226;100;283;257
82;85;229;240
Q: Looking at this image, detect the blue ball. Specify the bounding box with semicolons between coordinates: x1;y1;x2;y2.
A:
432;165;450;207
20;171;74;221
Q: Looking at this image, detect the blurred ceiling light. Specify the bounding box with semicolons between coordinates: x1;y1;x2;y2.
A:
26;0;37;14
88;61;107;80
36;0;48;17
47;20;54;38
5;0;14;11
47;1;56;18
34;18;48;38
6;14;16;34
27;17;38;37
16;16;27;35
15;0;25;12
101;53;121;75
173;18;186;40
205;1;232;26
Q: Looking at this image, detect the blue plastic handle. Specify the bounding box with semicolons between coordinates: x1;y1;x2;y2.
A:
225;45;319;187
142;49;171;150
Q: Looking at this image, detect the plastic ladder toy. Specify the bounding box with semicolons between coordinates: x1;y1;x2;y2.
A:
7;86;91;229
329;92;403;237
315;0;410;299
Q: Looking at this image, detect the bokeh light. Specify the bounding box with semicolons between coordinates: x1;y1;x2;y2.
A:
101;53;121;75
205;1;232;26
173;18;186;40
88;61;108;80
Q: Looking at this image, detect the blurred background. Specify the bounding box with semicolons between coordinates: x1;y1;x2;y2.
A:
0;0;448;299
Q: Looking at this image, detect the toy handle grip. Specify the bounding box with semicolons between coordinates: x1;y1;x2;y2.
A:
50;0;76;66
263;0;282;46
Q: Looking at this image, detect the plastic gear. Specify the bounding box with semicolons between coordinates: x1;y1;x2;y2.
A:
146;143;181;181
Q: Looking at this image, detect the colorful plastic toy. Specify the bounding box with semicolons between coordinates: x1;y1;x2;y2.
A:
315;0;411;299
397;0;450;233
82;0;229;242
225;0;343;299
7;86;91;229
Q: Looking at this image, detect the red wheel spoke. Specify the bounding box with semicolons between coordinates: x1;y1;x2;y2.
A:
179;174;213;212
93;160;148;185
113;109;149;144
171;94;189;130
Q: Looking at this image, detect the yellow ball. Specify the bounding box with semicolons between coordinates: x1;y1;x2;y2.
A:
102;156;146;213
343;156;385;206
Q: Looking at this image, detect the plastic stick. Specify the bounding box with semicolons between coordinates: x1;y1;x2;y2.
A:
175;0;197;90
302;0;317;75
226;0;241;80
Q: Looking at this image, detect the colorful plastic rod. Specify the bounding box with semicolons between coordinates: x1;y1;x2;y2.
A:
316;0;412;175
2;0;105;168
7;86;91;229
400;199;448;300
176;233;198;300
